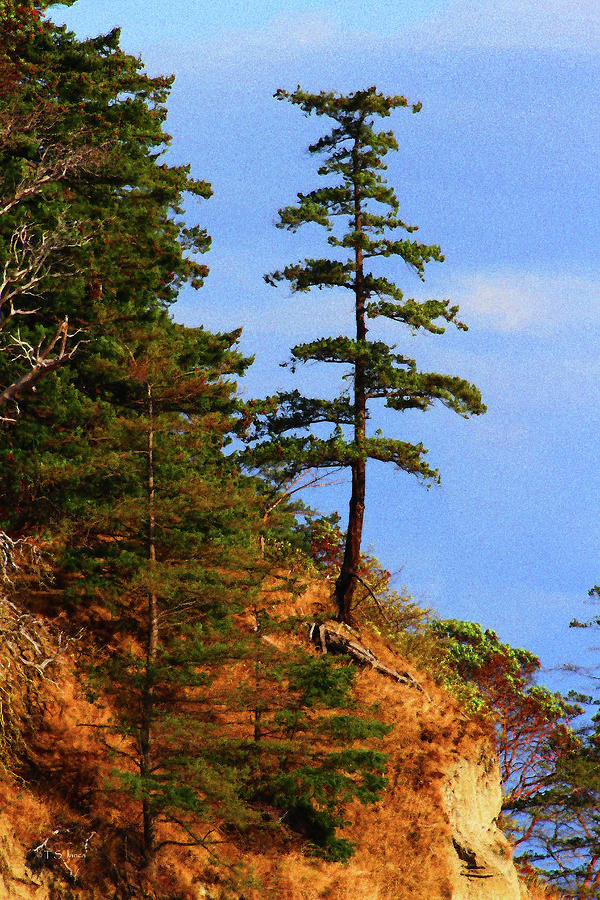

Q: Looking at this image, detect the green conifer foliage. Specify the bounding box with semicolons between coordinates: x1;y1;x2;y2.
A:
229;603;390;863
249;87;486;623
28;320;390;866
67;323;262;865
0;0;210;526
0;0;210;416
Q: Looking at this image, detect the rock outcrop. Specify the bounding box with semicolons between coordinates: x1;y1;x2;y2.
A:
443;751;523;900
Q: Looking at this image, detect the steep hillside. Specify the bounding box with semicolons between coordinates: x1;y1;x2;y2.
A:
0;579;557;900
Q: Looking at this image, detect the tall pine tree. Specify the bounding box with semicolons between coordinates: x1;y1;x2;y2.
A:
250;87;485;622
60;321;262;865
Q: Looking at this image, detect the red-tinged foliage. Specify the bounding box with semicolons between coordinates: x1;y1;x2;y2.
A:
305;515;391;590
306;516;344;576
431;620;582;849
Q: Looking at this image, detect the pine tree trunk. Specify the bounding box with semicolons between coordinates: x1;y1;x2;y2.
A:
335;137;367;623
141;383;158;865
336;458;366;622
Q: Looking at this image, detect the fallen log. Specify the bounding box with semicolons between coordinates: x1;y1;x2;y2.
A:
308;623;430;699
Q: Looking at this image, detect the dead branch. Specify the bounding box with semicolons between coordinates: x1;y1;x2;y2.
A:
0;596;66;680
30;828;65;856
262;468;343;522
0;109;106;416
155;819;224;852
308;622;430;698
0;101;110;219
350;571;394;626
0;316;86;409
0;219;91;331
0;216;91;414
0;592;72;765
0;531;18;582
26;827;81;884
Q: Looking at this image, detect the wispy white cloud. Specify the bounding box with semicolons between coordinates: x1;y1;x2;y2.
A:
207;0;600;61
139;0;600;79
451;269;600;333
404;0;600;52
203;11;338;63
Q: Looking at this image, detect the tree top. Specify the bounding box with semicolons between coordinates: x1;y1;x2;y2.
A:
274;86;422;122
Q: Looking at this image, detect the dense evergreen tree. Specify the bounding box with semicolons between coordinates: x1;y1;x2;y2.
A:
0;0;240;863
0;0;209;418
60;322;261;864
249;87;485;622
0;0;210;527
26;318;390;866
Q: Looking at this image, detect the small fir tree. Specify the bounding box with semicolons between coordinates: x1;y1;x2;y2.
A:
249;87;485;623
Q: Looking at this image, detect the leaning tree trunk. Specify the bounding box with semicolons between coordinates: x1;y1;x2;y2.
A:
335;458;365;622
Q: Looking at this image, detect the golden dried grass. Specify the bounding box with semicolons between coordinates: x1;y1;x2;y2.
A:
0;576;517;899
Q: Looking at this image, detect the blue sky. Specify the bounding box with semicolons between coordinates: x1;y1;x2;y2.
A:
50;0;600;690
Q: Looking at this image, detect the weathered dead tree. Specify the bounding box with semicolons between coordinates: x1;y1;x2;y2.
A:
0;567;69;765
0;102;107;417
0;100;108;218
0;220;89;330
0;530;18;581
0;316;84;418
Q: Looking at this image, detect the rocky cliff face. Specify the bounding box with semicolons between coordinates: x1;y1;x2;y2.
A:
443;751;524;900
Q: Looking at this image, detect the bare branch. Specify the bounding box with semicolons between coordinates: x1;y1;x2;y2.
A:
0;100;110;218
0;317;87;410
0;101;108;416
0;531;18;582
0;218;92;329
0;596;66;679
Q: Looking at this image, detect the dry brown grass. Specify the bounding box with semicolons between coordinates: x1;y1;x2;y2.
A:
195;578;495;900
0;576;527;900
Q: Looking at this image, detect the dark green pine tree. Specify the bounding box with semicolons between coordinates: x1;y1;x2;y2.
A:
228;599;390;864
250;86;485;623
28;318;390;868
58;322;264;867
0;0;211;532
0;0;210;417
